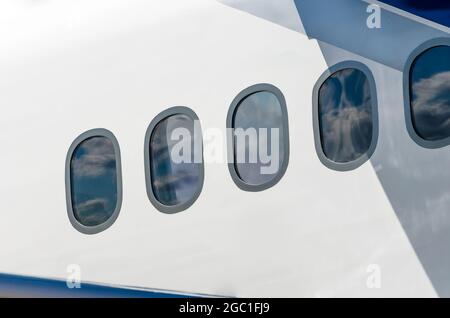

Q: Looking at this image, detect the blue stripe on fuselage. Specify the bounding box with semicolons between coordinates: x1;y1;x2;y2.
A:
0;273;198;298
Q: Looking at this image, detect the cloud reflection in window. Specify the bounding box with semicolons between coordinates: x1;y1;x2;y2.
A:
233;91;285;186
318;68;374;163
70;136;118;227
410;45;450;141
149;114;202;207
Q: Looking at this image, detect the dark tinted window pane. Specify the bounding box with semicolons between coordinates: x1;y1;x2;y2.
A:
150;114;202;206
233;91;285;185
410;45;450;141
318;68;373;163
70;136;118;227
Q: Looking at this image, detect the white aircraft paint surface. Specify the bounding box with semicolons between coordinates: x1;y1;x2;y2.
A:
0;0;440;297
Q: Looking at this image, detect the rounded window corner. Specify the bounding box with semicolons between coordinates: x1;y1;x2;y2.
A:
65;128;122;235
227;159;290;193
144;106;204;214
313;61;379;172
227;84;290;192
404;38;450;149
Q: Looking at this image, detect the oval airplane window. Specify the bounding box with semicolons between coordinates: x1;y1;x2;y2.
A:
144;107;204;214
408;43;450;147
227;84;290;192
313;62;378;171
66;129;122;234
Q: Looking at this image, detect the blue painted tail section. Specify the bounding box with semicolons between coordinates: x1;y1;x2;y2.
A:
293;0;448;70
380;1;450;28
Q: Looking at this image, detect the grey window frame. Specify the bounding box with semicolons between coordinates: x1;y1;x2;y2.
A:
226;83;290;192
403;37;450;149
65;128;123;235
312;61;379;171
144;106;204;214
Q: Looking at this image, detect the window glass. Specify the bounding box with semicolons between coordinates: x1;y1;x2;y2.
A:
70;136;119;227
232;91;286;186
318;68;374;163
149;114;203;207
410;45;450;141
